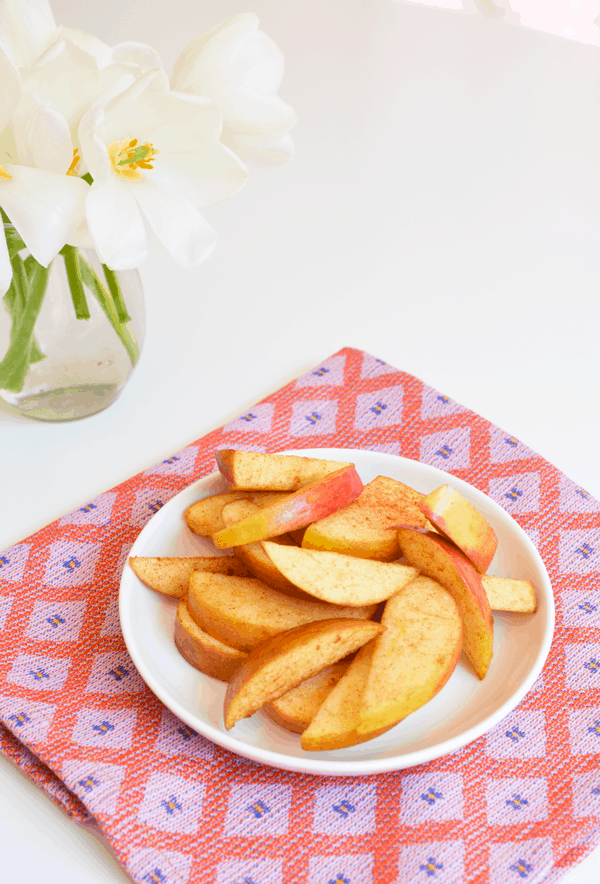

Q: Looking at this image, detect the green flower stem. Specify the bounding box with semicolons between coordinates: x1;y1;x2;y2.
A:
0;261;49;391
3;254;44;364
77;253;139;366
60;245;90;320
11;253;28;311
102;264;131;322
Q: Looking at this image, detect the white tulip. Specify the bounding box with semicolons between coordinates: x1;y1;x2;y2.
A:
0;40;20;137
11;36;140;177
170;13;296;165
0;0;56;70
0;43;88;294
78;68;248;270
44;26;162;73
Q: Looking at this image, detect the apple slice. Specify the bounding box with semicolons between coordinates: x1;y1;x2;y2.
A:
397;528;494;680
357;577;462;737
419;484;497;573
212;465;363;549
185;490;290;536
261;542;419;606
129;555;248;598
216;449;352;491
187;571;378;653
302;475;428;561
301;641;393;750
174;599;247;681
264;663;348;734
223;618;382;729
220;499;313;600
482;575;537;613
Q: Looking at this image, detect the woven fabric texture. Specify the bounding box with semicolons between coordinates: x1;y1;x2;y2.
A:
1;346;599;884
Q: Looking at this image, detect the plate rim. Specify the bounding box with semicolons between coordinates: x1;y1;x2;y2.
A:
119;447;555;776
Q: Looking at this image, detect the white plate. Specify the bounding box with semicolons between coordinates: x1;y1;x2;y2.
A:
120;448;554;776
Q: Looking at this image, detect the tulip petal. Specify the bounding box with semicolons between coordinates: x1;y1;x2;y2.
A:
0;223;12;296
41;26;112;67
176;30;284;96
98;87;222;150
219;87;296;138
85;176;148;269
132;174;216;267
25;39;119;129
12;91;73;173
170;14;259;92
0;47;20;132
79;95;130;181
152;143;248;207
0;165;87;265
0;0;56;70
111;41;161;72
102;68;170;121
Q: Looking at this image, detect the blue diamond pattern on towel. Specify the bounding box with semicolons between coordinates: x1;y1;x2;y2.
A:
354;386;403;431
290;400;338;436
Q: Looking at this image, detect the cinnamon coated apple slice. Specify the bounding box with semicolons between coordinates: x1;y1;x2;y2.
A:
482;575;536;613
301;641;386;751
212;465;363;548
223;618;381;729
221;499;313;600
357;576;462;737
302;475;428;561
185;490;291;536
419;485;497;573
261;541;418;606
215;449;352;491
264;663;348;734
129;555;248;598
174;599;247;681
397;528;494;680
187;571;377;653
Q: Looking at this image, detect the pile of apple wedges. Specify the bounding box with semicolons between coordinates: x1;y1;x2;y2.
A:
130;450;537;751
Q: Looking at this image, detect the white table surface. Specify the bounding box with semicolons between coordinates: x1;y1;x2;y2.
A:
2;0;600;881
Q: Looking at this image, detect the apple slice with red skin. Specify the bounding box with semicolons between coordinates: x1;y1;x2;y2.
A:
397;528;494;680
223;618;382;729
185;490;290;537
357;576;462;737
419;484;497;573
220;499;314;600
212;465;363;549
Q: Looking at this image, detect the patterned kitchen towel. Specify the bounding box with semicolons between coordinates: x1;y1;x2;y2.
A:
1;346;599;884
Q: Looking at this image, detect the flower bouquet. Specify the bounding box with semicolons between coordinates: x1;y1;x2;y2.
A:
0;0;295;420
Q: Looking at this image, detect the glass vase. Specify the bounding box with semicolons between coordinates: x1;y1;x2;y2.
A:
0;248;144;421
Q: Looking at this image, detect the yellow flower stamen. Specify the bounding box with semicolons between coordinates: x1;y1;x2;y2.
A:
67;149;81;177
0;164;12;180
108;137;159;181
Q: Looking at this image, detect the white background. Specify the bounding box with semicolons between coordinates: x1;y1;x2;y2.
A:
1;0;600;881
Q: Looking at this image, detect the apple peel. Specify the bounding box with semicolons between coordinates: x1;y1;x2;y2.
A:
212;465;363;548
397;528;494;680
